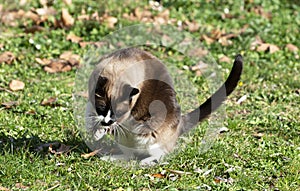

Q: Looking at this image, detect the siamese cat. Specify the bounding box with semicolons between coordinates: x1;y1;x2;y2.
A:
85;47;243;165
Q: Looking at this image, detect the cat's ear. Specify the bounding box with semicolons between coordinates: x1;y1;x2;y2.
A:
95;75;108;97
129;88;139;98
97;76;108;85
124;84;139;99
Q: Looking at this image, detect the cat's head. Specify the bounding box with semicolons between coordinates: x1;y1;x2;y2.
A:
89;74;140;126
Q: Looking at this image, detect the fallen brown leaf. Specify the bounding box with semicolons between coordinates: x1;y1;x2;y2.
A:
66;33;82;43
256;43;270;52
44;59;72;73
185;20;200;32
157;9;170;20
63;0;72;5
9;80;25;91
0;51;15;64
253;132;264;139
214;176;234;184
24;25;44;33
61;8;74;27
35;58;51;66
202;34;215;44
81;149;101;159
24;10;40;23
40;97;61;107
218;37;232;46
190;61;208;71
257;43;280;53
77;9;90;21
104;16;118;28
15;183;30;190
251;6;272;19
1;101;18;109
269;44;280;53
25;109;37;115
187;47;208;57
250;36;264;50
219;55;231;63
286;43;298;52
151;173;166;178
39;0;48;7
0;186;10;191
59;51;80;66
211;28;224;39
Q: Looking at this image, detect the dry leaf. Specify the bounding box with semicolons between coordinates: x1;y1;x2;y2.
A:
15;183;30;189
66;33;82;43
211;28;224;39
25;109;37;115
40;97;61;107
24;11;40;23
39;0;48;7
219;55;231;63
73;91;88;98
20;0;27;5
202;34;214;44
256;43;270;52
250;36;263;50
219;37;232;46
61;8;74;27
286;43;298;52
151;173;166;178
187;47;208;57
190;61;208;71
1;101;18;109
81;149;101;159
253;132;264;138
24;25;44;33
44;59;72;73
63;0;72;5
134;7;143;20
9;80;25;91
0;51;15;64
104;16;118;28
269;44;280;53
59;51;80;66
251;6;272;19
35;58;51;66
214;176;234;184
0;186;10;191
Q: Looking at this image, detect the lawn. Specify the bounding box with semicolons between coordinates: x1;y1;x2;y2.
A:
0;0;299;190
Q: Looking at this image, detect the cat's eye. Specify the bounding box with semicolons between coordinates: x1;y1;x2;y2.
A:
96;105;106;111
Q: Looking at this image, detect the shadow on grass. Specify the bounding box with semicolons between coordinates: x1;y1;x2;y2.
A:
0;132;88;157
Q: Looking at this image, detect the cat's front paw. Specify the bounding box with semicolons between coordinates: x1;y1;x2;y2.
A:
140;157;159;166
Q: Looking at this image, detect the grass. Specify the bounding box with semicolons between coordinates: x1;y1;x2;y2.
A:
0;0;300;190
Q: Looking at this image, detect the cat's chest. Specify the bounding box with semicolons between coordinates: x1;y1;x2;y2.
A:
117;129;156;149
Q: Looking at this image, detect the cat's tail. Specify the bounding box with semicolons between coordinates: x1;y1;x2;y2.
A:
179;54;243;135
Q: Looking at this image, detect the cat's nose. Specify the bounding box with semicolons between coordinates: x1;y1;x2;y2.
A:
101;119;114;126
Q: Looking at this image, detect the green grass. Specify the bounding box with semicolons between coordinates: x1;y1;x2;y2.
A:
1;0;300;190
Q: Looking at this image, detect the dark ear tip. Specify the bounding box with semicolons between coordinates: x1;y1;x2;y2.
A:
130;88;140;97
99;76;108;82
234;54;243;63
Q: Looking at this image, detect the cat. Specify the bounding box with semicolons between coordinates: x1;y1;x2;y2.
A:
85;47;243;165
